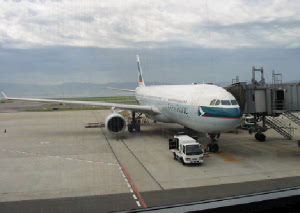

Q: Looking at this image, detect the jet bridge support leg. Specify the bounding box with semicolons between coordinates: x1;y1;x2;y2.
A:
249;114;267;142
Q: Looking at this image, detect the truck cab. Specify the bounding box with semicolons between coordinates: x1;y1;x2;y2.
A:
240;114;255;129
169;135;204;165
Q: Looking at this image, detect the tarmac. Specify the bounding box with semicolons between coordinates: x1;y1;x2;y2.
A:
0;101;300;212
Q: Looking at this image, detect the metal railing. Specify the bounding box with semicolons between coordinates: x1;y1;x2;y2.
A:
265;116;294;140
283;111;300;126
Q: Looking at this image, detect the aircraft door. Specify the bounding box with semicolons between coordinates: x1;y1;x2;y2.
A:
275;90;284;110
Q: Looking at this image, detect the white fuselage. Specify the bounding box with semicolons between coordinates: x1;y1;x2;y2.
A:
136;84;242;133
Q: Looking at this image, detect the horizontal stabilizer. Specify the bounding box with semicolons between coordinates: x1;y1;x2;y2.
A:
1;91;8;100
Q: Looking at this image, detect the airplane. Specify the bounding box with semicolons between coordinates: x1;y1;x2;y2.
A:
1;55;242;152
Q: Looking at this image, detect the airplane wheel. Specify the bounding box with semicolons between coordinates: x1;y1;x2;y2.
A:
213;144;219;152
206;144;213;152
135;123;141;132
207;143;219;153
128;124;133;132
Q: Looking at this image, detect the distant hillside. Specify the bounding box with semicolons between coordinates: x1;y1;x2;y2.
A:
0;81;244;98
0;82;171;98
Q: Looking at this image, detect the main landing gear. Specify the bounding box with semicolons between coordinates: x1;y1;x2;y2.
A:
128;111;141;132
206;133;220;153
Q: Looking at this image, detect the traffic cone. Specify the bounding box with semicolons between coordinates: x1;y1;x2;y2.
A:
4;129;6;133
116;136;119;141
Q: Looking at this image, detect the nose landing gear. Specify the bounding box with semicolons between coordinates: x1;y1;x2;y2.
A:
206;133;220;153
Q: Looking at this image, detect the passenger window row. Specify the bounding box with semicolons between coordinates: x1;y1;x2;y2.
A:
210;99;238;106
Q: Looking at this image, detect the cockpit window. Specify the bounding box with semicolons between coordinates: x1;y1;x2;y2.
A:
221;100;231;105
210;99;217;105
231;100;238;105
215;100;220;105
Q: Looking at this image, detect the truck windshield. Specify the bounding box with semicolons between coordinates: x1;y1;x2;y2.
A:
185;145;203;155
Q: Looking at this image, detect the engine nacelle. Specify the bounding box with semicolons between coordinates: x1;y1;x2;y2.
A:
105;113;127;134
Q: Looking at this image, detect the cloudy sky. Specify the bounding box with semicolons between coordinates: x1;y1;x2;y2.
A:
0;0;299;85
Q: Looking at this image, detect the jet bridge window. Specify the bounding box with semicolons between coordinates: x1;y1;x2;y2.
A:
230;100;238;105
221;100;231;105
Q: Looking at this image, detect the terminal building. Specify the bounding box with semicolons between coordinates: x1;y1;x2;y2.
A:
227;67;300;141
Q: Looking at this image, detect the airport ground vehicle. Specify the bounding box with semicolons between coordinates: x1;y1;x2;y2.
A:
169;135;204;165
240;114;255;129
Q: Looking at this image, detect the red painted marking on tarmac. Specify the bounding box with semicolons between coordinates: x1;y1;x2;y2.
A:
120;163;147;208
217;152;246;162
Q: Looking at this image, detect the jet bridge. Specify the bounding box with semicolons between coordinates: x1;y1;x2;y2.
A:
226;67;300;141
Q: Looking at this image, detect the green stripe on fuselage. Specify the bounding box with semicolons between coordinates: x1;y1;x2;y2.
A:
199;106;242;118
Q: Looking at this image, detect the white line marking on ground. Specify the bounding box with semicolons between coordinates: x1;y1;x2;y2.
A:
0;149;119;166
40;142;50;144
136;201;141;207
133;194;137;200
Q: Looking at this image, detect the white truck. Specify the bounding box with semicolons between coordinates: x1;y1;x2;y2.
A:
240;114;255;129
169;135;204;165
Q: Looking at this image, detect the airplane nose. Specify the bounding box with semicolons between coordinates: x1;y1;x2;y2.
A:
227;107;242;127
222;107;242;119
230;107;242;118
222;107;242;130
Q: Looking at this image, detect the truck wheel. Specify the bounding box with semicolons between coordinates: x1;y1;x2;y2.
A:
181;158;186;165
173;153;177;160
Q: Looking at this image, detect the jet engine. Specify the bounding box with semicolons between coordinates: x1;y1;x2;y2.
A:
105;113;127;134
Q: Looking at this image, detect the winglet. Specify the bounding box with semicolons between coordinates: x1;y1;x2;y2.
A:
1;91;8;100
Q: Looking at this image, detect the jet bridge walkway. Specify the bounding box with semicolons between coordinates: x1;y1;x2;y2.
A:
227;67;300;142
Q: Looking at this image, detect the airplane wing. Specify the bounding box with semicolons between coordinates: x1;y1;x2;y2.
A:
105;87;135;92
1;92;159;114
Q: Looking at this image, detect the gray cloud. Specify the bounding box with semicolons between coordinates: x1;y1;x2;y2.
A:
0;0;299;87
0;0;299;49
